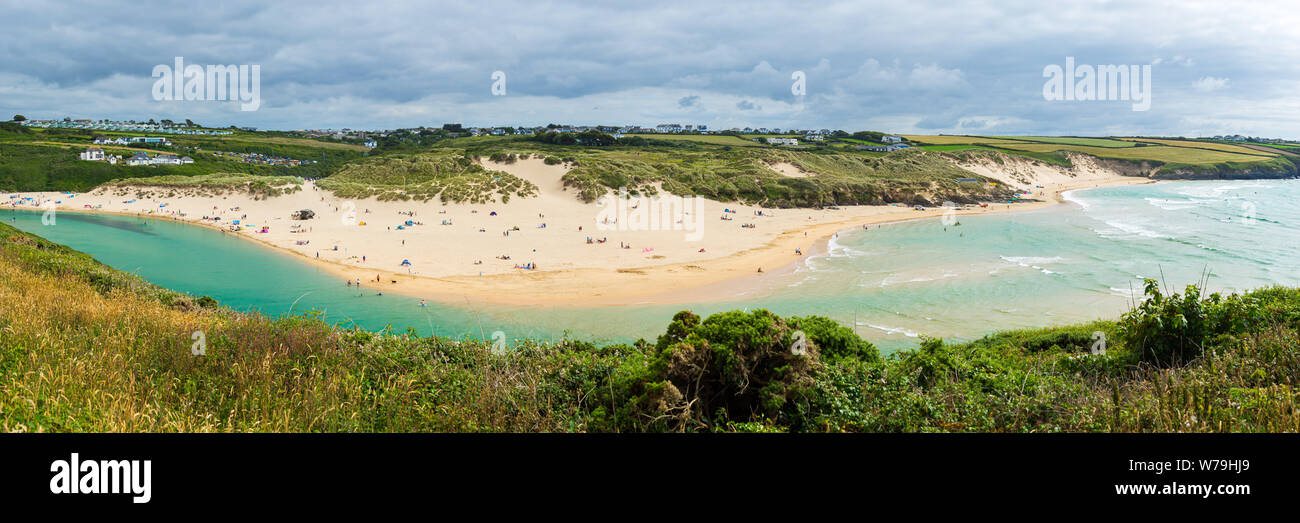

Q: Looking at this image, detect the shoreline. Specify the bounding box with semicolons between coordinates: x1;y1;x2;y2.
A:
6;174;1153;307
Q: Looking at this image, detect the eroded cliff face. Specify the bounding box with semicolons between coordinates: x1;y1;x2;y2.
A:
951;151;1145;189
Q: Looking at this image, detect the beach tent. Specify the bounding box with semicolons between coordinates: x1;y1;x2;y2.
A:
400;259;412;266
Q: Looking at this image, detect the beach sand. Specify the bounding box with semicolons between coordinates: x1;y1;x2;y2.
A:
8;156;1152;306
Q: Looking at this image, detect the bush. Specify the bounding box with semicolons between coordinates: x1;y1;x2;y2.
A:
617;310;822;431
1119;279;1260;366
789;315;879;363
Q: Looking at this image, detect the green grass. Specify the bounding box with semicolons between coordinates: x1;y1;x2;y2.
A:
0;124;367;192
396;139;1014;207
315;151;539;203
2;220;1298;432
101;173;304;198
987;136;1138;148
996;143;1267;164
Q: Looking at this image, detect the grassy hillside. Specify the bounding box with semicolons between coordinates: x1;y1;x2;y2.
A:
350;137;1015;207
316;152;539;203
100;173;304;199
0;123;366;192
2;220;1297;432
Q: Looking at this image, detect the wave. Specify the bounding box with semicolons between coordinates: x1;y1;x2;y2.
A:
826;234;869;258
1176;183;1274;199
1095;219;1166;239
1000;255;1065;266
1061;190;1091;210
860;323;921;338
1144;197;1219;211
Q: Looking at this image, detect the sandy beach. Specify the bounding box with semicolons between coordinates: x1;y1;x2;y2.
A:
6;156;1152;306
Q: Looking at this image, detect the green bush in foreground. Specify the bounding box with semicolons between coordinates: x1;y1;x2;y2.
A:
1120;279;1262;366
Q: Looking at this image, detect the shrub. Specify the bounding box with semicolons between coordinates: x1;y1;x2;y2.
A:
789;315;879;363
619;310;822;431
1119;279;1260;366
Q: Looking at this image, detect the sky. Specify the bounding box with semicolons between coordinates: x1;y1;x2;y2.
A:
2;0;1298;138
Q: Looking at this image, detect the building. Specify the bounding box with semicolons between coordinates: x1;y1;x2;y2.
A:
364;139;378;149
856;144;910;152
764;137;799;146
881;135;903;143
78;147;105;161
127;152;151;166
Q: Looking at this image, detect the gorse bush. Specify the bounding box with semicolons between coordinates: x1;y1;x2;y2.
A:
606;310;829;432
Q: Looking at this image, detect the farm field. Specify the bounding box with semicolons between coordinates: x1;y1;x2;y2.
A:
902;134;1284;165
987;136;1137;148
1120;137;1279;156
902;135;1029;145
996;143;1267;164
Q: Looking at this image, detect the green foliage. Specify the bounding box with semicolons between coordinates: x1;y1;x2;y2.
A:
315;152;538;203
789;315;879;363
609;310;822;431
101;173;304;198
1119;279;1261;366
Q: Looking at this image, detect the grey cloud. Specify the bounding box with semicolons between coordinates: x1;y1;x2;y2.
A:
0;1;1296;138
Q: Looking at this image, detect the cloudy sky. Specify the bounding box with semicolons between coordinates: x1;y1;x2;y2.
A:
3;0;1298;137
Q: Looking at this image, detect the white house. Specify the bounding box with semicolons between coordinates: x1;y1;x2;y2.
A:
765;137;799;146
152;154;182;166
79;147;105;161
882;135;903;143
127;152;151;166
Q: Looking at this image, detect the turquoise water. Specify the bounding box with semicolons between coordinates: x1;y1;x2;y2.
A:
7;179;1299;352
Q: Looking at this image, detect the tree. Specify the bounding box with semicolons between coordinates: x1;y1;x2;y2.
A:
11;115;25;122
